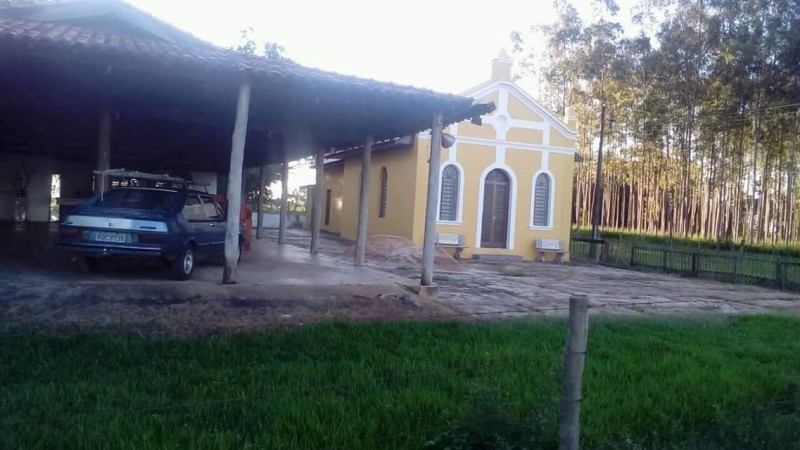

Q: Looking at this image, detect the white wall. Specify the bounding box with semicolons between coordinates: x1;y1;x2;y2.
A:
251;212;305;229
190;172;218;194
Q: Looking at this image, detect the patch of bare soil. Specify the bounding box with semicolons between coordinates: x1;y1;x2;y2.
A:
347;235;461;270
0;281;456;336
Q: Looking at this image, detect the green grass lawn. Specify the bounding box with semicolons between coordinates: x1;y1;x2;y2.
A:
2;317;800;449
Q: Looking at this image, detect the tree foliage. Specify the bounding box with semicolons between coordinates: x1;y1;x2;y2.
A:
515;0;800;245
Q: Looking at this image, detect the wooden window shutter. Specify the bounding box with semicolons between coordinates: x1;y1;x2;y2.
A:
379;167;388;218
439;165;460;221
533;173;551;227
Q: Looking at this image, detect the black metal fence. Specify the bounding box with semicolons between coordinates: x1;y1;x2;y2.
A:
570;237;800;291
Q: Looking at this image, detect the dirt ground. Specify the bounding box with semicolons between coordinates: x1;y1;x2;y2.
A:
1;224;799;336
0;280;446;335
0;223;445;335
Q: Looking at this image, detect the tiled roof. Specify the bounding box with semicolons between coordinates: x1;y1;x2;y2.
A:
0;16;470;105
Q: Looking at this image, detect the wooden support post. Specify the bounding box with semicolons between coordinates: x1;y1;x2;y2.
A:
558;294;590;450
775;260;786;290
278;154;289;244
95;99;112;195
310;146;325;255
421;112;444;286
256;161;267;239
355;136;374;266
222;78;251;284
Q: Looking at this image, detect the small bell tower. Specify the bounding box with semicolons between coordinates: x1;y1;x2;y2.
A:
491;48;513;82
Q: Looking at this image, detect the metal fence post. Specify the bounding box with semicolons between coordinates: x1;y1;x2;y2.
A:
558;294;590;450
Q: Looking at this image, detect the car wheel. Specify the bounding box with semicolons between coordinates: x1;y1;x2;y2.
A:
172;244;194;281
83;257;103;274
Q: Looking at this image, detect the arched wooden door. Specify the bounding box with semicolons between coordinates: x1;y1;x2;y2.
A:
481;169;511;248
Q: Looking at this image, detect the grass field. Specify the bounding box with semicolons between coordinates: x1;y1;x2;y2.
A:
2;317;800;449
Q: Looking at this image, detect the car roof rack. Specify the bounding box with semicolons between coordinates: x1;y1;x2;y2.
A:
92;169;212;197
93;169;187;183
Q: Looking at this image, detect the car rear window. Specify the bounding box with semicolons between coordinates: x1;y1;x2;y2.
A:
95;189;177;212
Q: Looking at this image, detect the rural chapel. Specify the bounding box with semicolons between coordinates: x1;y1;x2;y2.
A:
316;51;579;261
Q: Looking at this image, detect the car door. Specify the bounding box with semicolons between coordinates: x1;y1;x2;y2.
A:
181;194;213;255
200;195;227;257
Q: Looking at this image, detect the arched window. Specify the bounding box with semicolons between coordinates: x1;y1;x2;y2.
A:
532;173;552;227
379;167;388;218
438;164;460;221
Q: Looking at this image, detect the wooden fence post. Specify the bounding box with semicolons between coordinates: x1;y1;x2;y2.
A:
558;294;590;450
732;254;739;284
775;260;786;290
691;252;700;277
600;240;610;263
629;245;636;267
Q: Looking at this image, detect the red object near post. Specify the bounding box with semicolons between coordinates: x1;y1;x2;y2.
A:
241;203;252;250
213;195;252;251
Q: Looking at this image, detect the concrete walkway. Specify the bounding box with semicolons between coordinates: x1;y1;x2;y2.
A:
194;238;412;287
0;226;433;335
0;222;411;287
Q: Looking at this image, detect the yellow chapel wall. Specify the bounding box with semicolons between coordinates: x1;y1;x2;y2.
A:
425;145;574;261
323;144;420;241
320;163;344;235
409;83;576;261
320;87;576;262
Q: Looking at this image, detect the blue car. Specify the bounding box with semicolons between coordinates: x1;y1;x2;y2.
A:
58;187;241;280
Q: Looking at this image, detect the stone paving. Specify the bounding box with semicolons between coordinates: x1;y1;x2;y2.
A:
268;228;800;317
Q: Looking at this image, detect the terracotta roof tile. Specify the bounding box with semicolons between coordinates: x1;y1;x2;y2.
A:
1;16;472;105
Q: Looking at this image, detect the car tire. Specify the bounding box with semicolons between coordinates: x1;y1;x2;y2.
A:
83;257;103;274
172;244;195;281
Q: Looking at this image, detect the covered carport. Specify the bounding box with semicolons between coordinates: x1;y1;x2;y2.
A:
0;0;491;286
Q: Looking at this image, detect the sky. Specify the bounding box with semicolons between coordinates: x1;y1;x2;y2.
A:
128;0;637;194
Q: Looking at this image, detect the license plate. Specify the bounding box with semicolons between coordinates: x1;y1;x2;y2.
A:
93;231;128;243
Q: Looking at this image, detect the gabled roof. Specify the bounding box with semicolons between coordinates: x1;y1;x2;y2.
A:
0;0;210;47
0;0;486;135
462;80;577;139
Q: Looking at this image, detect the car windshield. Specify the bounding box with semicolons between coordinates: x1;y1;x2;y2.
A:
95;189;177;212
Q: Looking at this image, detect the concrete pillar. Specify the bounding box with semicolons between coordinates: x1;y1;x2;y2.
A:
94;100;111;195
354;136;374;266
278;154;289;244
310;146;325;254
256;161;267;239
222;78;251;284
421;112;444;287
